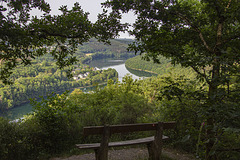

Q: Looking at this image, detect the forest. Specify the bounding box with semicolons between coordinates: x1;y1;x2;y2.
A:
1;0;240;160
125;55;195;78
75;38;135;64
0;38;134;111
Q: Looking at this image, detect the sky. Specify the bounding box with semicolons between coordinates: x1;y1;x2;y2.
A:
37;0;136;38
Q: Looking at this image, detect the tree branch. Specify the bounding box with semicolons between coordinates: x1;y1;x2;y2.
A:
42;29;85;39
226;0;232;10
214;22;223;52
176;12;213;53
30;29;87;39
191;66;210;84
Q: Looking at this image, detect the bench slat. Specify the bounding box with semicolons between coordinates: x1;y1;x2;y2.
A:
76;135;169;150
84;122;176;136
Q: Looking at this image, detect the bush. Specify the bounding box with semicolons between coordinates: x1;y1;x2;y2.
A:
0;92;85;160
0;118;34;160
68;77;151;126
29;92;84;155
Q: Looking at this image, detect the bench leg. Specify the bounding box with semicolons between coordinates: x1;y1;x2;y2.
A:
147;122;164;160
147;142;162;160
94;149;99;160
95;148;108;160
97;125;110;160
97;147;108;160
147;143;153;160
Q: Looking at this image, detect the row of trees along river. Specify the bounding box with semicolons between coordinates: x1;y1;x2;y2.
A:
1;56;158;120
0;38;135;119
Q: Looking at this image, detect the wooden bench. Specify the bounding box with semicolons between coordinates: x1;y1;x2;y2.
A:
76;122;176;160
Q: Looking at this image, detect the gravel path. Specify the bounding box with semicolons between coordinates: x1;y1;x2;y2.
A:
51;147;196;160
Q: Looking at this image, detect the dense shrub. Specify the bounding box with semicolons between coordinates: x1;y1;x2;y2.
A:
145;75;240;159
0;92;84;160
0;75;239;159
68;77;152;126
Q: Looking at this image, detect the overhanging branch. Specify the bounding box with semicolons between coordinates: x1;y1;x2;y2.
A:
42;29;86;39
31;29;88;39
176;12;213;53
191;66;210;84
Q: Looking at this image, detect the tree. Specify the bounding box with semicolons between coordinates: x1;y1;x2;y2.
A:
103;0;240;159
0;0;126;84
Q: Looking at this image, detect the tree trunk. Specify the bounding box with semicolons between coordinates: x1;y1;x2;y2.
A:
206;60;220;160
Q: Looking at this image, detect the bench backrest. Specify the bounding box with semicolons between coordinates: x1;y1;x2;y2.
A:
83;122;176;136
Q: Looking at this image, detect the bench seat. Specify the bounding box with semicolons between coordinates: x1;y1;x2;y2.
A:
76;122;176;160
76;135;169;149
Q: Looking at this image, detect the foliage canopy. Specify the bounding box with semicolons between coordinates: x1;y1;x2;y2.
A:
103;0;240;84
0;0;126;83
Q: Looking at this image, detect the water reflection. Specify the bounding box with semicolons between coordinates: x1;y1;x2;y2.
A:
126;66;158;77
89;58;154;82
88;59;126;68
0;103;33;120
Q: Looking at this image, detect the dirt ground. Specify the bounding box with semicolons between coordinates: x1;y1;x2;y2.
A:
51;147;196;160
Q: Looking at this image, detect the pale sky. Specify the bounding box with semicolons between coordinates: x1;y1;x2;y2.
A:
36;0;136;38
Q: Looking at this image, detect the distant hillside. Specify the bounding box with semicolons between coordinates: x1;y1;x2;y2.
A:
75;39;135;63
34;38;135;64
79;38;134;53
125;55;195;78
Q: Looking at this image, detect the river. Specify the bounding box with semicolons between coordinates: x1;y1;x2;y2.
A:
88;59;146;82
2;58;155;120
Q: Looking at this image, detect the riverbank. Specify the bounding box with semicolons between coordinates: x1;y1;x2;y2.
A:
125;65;158;75
0;67;117;113
0;82;109;120
4;83;103;110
